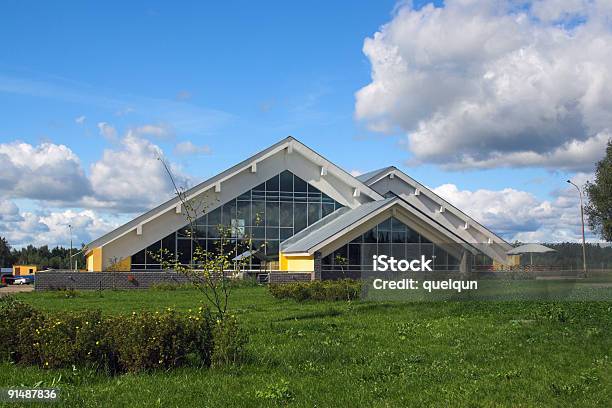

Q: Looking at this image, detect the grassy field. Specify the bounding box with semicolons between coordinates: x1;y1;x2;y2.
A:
1;286;610;407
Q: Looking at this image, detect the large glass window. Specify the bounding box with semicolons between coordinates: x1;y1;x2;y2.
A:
322;217;460;272
131;170;344;270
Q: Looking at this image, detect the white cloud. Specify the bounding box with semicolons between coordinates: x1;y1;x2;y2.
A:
0;200;119;248
173;141;212;156
87;132;190;212
350;170;363;177
134;123;174;139
433;176;596;242
0;123;190;214
0;141;92;201
0;199;22;222
74;115;86;124
97;122;118;141
356;0;612;171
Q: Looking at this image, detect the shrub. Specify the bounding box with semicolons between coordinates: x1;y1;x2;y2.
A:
211;315;248;367
0;296;38;362
268;279;362;301
107;308;213;373
16;310;109;370
0;303;247;374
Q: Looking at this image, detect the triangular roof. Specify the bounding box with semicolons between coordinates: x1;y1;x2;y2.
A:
281;196;480;256
360;166;511;246
86;136;382;252
356;167;393;183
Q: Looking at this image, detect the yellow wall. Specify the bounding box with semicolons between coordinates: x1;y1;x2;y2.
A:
86;247;103;272
108;256;131;272
493;255;521;270
279;252;314;272
12;265;37;275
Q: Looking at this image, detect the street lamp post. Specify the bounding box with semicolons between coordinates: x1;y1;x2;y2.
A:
68;224;73;271
567;180;587;277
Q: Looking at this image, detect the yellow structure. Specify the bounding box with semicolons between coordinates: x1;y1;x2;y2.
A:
107;256;131;272
279;252;314;272
86;247;103;272
493;254;521;270
86;248;131;272
12;265;37;275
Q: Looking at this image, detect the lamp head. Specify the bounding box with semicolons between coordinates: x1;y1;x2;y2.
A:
566;180;571;183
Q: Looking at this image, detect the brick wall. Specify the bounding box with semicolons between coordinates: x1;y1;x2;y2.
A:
268;272;313;284
35;271;193;291
35;271;314;291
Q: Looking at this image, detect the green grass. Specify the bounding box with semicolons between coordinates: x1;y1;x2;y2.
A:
1;286;610;407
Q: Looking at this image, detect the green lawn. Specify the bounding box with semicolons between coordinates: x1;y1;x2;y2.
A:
1;286;610;407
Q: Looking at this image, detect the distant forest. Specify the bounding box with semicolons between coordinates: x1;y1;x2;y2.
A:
515;242;612;269
0;236;610;270
0;237;86;270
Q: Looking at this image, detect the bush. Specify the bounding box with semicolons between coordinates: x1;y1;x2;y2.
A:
269;279;362;301
0;296;38;362
211;315;248;367
108;308;212;373
16;310;109;370
0;302;246;374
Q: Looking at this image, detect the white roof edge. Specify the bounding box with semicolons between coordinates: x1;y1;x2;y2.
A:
86;136;383;253
313;200;479;254
284;198;479;255
367;167;511;248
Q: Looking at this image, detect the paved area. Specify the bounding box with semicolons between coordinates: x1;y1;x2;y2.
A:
0;285;34;297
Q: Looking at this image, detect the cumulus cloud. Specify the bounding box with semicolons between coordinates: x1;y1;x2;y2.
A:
433;174;594;242
0;141;92;201
74;115;86;124
173;141;212;156
87;131;190;212
0;199;22;222
0;123;189;213
0;200;119;248
356;0;612;171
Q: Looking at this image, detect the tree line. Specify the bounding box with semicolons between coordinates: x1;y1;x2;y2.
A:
521;242;612;269
0;237;86;270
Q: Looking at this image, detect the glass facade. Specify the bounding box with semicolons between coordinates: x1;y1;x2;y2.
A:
131;170;344;270
322;217;461;272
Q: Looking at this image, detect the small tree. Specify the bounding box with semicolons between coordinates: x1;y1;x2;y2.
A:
153;157;264;320
0;237;12;268
334;254;354;303
585;138;612;241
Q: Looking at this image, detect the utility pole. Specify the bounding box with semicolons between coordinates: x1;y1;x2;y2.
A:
567;180;587;277
68;224;73;271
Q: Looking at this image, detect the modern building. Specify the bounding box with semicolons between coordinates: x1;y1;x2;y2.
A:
85;137;515;278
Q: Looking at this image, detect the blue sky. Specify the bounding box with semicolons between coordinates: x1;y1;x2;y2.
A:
0;0;608;246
